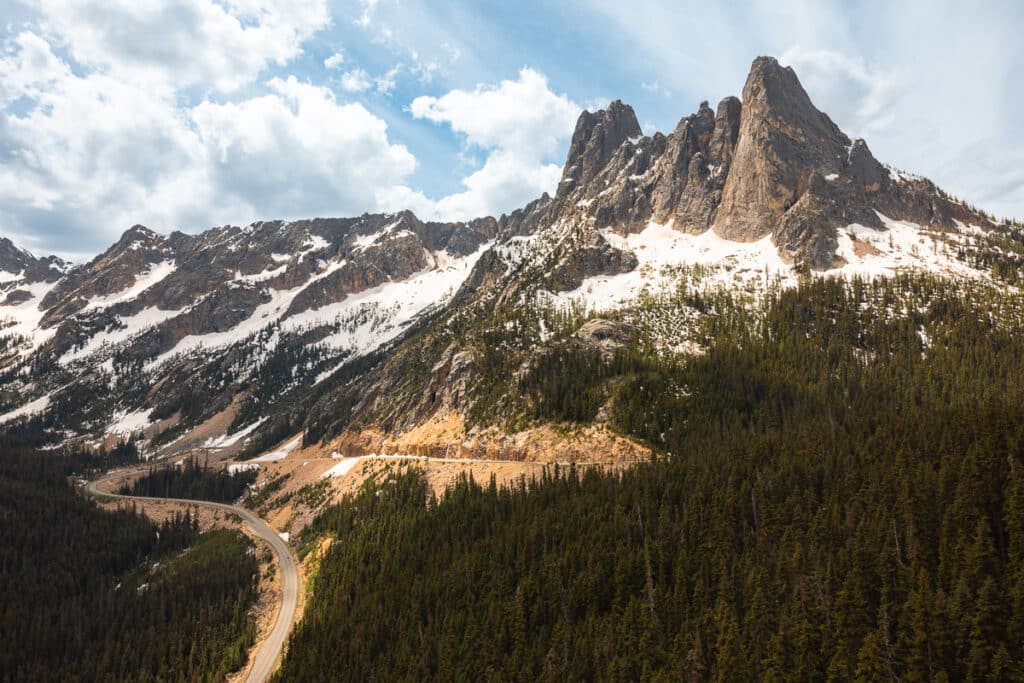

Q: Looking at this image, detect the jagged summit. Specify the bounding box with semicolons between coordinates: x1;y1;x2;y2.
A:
0;236;67;283
541;55;995;269
558;99;642;195
714;55;855;241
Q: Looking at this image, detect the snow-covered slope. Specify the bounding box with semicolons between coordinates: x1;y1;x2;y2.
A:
0;212;497;452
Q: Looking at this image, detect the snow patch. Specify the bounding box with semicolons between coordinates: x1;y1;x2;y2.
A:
253;435;302;462
0;394;50;424
832;212;988;280
322;457;365;478
203;417;267;450
0;279;61;354
147;258;349;369
288;243;491;378
60;306;178;365
553;222;796;313
234;264;287;284
106;409;152;436
82;260;176;312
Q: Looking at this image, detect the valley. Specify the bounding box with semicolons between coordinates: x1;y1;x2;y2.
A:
2;52;1024;681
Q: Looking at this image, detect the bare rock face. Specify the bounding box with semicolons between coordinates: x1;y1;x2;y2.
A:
714;57;852;242
572;318;637;360
545;95;746;240
708;96;742;167
701;56;995;269
41;225;174;324
0;237;66;283
558;100;642;195
546;231;639;292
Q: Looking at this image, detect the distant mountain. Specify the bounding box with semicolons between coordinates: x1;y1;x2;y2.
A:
1;56;1020;460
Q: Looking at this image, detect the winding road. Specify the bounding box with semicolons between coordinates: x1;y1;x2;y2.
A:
86;473;299;683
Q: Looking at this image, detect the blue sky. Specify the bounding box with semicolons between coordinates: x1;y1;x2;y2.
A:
1;0;1022;259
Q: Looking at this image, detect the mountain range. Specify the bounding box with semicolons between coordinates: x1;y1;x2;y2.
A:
1;56;1019;461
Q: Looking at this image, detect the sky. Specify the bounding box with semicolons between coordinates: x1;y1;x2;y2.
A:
0;0;1022;260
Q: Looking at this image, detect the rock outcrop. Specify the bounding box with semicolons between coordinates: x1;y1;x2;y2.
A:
538;56;995;270
0;237;66;283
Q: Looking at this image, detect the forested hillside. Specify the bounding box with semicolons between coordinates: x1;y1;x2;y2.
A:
276;274;1024;681
0;445;260;682
121;455;258;503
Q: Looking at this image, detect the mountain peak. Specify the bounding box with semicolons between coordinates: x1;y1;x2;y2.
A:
118;224;160;244
0;235;66;282
557;100;642;196
713;56;853;244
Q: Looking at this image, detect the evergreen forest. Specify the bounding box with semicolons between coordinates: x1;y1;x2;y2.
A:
120;455;258;503
0;443;260;682
276;275;1024;681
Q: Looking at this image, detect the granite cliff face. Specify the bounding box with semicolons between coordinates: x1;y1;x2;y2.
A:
538;56;993;271
0;56;1014;458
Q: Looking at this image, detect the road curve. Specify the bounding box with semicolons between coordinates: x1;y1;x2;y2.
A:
86;474;298;683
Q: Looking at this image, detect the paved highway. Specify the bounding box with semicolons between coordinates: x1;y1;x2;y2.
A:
86;474;298;683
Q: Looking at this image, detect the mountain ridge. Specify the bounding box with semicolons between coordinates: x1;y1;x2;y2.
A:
1;55;1021;461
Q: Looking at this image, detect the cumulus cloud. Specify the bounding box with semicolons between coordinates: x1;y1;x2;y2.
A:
410;68;581;218
0;32;207;253
338;68;372;92
324;51;346;69
193;76;417;219
0;32;70;105
0;3;584;258
0;25;421;256
355;0;380;28
33;0;329;93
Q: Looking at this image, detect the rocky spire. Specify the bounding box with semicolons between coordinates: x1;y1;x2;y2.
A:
707;96;742;166
713;56;851;241
557;100;641;196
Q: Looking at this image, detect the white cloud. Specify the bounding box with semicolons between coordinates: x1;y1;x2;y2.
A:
338;68;372;92
0;32;207;253
355;0;380;28
375;66;400;95
411;67;579;161
640;80;671;98
410;67;581;220
33;0;329;92
0;32;70;105
194;76;417;216
0;15;582;257
0;27;423;256
440;42;461;63
324;51;345;69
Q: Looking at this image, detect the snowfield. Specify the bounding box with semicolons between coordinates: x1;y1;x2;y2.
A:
834;212;990;280
82;260;177;312
0;279;61;353
548;215;994;316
